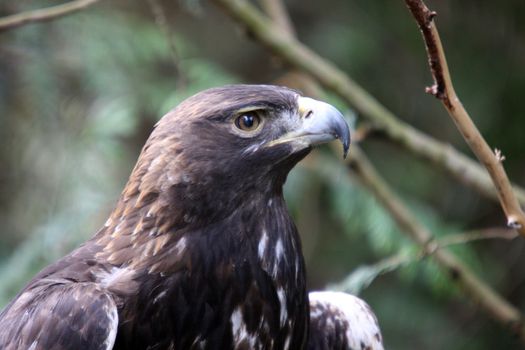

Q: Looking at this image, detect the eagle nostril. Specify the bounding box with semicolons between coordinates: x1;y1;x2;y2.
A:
304;110;313;119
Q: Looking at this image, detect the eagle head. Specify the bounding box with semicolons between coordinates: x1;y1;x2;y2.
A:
117;84;349;232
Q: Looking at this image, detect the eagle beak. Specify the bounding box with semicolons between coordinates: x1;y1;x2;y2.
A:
268;97;351;158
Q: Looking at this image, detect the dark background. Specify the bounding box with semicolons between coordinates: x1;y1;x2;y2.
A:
1;1;525;348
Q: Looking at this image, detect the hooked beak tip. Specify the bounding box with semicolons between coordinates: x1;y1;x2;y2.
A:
342;139;350;159
297;96;351;158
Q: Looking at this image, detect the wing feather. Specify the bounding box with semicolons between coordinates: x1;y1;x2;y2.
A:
0;281;118;350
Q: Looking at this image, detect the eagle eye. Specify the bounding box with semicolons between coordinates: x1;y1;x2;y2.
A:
234;112;261;132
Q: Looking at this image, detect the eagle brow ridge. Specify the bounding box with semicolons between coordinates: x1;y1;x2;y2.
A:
208;103;294;122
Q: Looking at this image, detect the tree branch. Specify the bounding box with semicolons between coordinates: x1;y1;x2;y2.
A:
212;0;525;209
0;0;102;33
404;0;525;235
304;148;525;339
347;147;525;340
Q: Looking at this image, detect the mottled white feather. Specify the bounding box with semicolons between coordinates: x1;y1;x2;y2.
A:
309;291;384;350
103;302;119;350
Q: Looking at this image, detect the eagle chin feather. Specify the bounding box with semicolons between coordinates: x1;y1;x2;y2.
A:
0;85;366;350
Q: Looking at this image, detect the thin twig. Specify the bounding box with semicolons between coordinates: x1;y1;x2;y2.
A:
147;0;187;89
437;228;518;248
331;227;517;294
0;0;102;33
404;0;525;234
212;0;525;209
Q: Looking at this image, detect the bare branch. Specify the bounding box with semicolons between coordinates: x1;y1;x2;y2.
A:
0;0;102;33
212;0;525;208
405;0;525;234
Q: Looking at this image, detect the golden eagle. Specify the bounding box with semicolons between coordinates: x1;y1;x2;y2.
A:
0;85;353;349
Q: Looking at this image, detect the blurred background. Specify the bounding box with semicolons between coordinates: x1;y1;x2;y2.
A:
1;0;525;348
